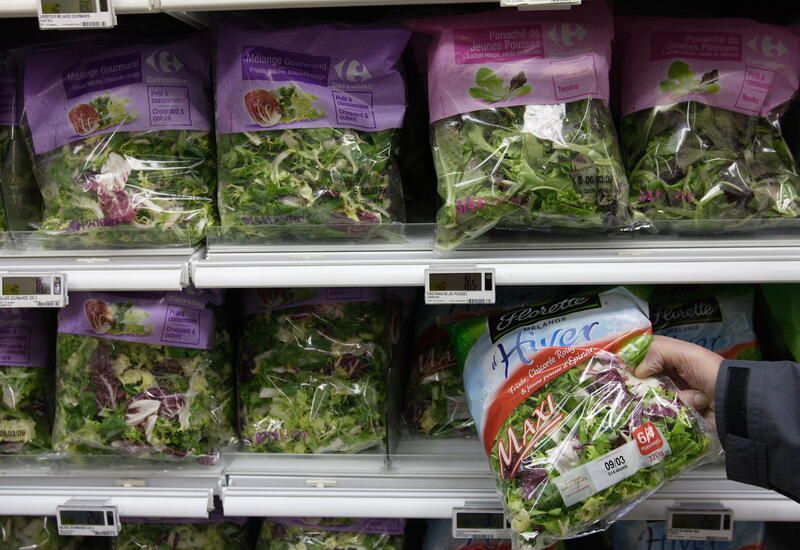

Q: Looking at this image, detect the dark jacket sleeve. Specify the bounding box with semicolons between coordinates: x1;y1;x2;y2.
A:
715;359;800;501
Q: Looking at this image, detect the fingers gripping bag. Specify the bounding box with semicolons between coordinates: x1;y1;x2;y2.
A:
0;309;52;455
22;33;217;245
445;287;719;548
617;18;800;228
650;285;761;360
414;2;630;252
256;517;405;550
52;291;236;460
215;19;409;233
239;288;391;453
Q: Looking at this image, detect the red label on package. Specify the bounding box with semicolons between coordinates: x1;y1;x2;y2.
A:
634;422;664;455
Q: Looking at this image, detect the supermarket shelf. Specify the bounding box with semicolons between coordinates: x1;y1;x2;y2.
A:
0;0;155;17
193;230;800;287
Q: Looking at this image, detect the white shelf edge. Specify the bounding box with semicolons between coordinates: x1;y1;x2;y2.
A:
0;0;155;17
0;487;213;518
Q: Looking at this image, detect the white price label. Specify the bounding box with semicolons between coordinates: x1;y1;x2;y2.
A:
38;0;116;30
425;268;495;305
0;273;67;308
452;507;512;539
667;504;734;542
554;423;671;507
500;0;580;9
57;500;120;537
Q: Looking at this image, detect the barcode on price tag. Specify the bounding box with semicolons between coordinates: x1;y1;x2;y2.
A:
38;0;116;30
0;273;68;308
500;0;580;9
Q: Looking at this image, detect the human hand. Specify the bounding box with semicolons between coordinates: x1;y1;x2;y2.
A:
634;335;723;431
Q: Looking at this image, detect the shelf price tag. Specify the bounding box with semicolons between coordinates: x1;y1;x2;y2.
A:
0;273;67;308
38;0;116;30
666;502;734;542
57;499;120;537
500;0;580;9
452;505;512;539
425;267;495;305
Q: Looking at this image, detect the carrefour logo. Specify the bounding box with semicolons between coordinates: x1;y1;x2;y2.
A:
747;35;787;58
334;58;372;82
547;23;587;47
146;50;184;74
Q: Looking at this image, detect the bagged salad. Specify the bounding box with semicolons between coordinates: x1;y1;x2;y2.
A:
0;308;52;455
415;3;629;251
610;520;765;550
650;285;761;360
0;53;40;232
22;33;217;245
423;519;512;550
215;19;409;234
52;291;235;460
446;287;719;548
113;518;249;550
256;517;404;550
617;17;800;228
239;288;390;453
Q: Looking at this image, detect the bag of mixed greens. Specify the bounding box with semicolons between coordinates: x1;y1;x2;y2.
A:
52;291;235;459
617;17;800;228
650;285;761;360
215;19;409;233
256;518;404;550
610;520;765;550
22;33;216;245
113;518;249;550
239;288;390;453
0;53;41;231
423;519;512;550
414;3;629;251
0;308;52;455
446;287;719;548
0;516;56;549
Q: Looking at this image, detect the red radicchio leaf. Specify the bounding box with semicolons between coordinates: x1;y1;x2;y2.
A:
90;344;125;411
520;467;549;502
130;387;186;420
244;89;282;127
68;103;100;136
97;187;136;223
85;300;113;334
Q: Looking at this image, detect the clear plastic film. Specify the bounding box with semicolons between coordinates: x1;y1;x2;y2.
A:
0;309;52;455
432;100;629;250
617;17;800;229
422;519;513;550
0;516;91;550
238;288;390;454
52;291;236;460
445;287;720;549
113;521;249;550
21;34;217;246
215;19;409;235
256;518;404;550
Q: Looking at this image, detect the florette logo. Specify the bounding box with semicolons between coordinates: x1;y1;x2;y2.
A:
650;298;721;331
547;23;587;47
146;50;184;73
334;58;372;82
496;393;564;479
747;35;787;58
488;294;601;344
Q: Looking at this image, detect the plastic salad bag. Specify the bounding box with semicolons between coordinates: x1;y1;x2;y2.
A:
445;287;719;548
239;288;390;453
0;309;52;454
617;17;800;228
256;517;404;550
0;516;57;549
414;3;629;251
113;519;249;550
22;33;217;245
52;291;235;459
0;53;40;231
423;519;512;550
650;285;761;360
610;520;765;550
215;18;409;233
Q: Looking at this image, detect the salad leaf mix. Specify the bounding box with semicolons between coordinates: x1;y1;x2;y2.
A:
239;288;390;453
256;518;403;550
0;365;50;455
447;287;719;548
0;516;56;549
113;521;249;550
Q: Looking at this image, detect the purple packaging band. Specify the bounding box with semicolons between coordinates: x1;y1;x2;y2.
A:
413;2;613;123
244;287;383;317
216;20;410;133
24;33;212;155
617;17;800;118
266;517;406;536
59;291;216;350
0;309;49;368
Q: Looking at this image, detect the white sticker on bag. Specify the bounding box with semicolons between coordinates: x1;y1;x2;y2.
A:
554;422;671;506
